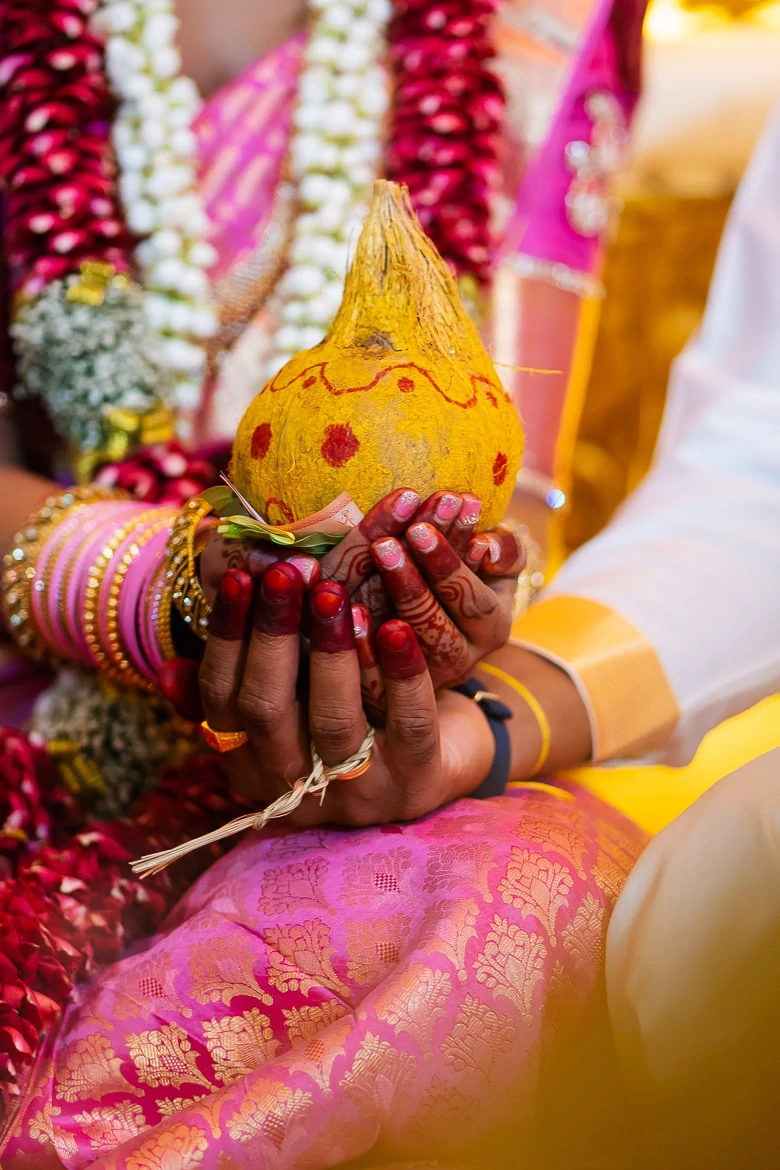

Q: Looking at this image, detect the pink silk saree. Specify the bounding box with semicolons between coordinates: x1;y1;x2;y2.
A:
2;3;650;1165
5;785;646;1169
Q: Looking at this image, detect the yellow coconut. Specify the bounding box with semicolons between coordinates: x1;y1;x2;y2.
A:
232;181;523;531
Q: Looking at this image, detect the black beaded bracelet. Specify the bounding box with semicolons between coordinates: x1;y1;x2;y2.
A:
454;677;513;799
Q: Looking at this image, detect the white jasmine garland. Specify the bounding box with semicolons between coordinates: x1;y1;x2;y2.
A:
92;0;219;429
264;0;391;379
31;669;194;820
12;275;171;454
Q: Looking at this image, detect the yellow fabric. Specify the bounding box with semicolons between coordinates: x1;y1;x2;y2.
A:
477;660;551;774
567;694;780;835
548;293;603;574
511;595;679;760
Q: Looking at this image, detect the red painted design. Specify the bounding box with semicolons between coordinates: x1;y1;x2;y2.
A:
251;423;272;460
269;361;484;409
398;376;415;393
321;422;360;468
303;376;317;389
485;390;498;408
267;497;294;525
492;452;508;486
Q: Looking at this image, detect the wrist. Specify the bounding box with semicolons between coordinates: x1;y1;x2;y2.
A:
438;689;497;797
476;646;592;779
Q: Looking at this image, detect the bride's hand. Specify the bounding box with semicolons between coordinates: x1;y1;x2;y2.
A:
321;488;526;691
162;569;494;824
198;534;320;605
199;487;524;693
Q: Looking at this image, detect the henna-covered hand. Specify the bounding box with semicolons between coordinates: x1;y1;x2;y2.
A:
320;488;526;692
198;534;321;606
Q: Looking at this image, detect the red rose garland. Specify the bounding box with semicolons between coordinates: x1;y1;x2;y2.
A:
387;0;505;289
94;440;228;508
0;0;133;298
0;732;244;1118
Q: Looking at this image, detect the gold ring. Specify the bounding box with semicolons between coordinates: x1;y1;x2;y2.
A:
200;721;249;754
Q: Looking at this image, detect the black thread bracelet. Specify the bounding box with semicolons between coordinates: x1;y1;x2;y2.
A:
454;677;513;798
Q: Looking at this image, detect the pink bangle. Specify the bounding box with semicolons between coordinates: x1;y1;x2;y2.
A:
95;509;174;687
137;541;171;677
143;558;175;673
81;504;150;671
65;504;141;663
31;505;94;657
119;521;173;682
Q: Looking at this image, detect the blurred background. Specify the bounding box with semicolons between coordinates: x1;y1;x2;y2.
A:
567;0;780;551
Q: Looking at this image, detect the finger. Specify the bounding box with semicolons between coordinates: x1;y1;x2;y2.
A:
352;604;385;722
406;522;510;647
376;620;440;813
447;493;482;558
310;619;440;829
371;536;471;686
319;487;420;593
237;562;308;786
352;571;392;627
159;658;204;723
199;536;249;606
464;533;490;574
411;491;464;536
309;581;365;767
245;544;321;588
198;569;253;731
471;529;527;577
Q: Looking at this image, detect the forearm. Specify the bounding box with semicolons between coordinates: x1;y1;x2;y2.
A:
0;465;56;558
475;644;592;780
1;479;192;689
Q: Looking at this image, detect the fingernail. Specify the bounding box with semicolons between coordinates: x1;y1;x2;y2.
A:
392;489;420;521
210;569;252;640
486;537;502;564
361;489;420;540
159;658;204;723
435;493;461;522
219;569;248;604
311;582;346;620
288;555;321;587
254;562;303;636
310;582;354;653
372;537;404;570
407;523;437;552
376;619;426;680
263;563;300;598
352;604;370;638
465;535;489;568
457;496;482;527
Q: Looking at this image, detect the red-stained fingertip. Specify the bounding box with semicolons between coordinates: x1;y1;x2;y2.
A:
159;657;205;723
210;568;253;639
376;619;426;680
254;562;304;636
359;488;420;540
310;582;354;653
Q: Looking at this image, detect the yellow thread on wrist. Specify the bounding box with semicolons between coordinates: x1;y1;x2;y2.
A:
476;660;551;776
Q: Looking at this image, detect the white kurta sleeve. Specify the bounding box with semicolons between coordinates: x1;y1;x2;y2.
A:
512;103;780;764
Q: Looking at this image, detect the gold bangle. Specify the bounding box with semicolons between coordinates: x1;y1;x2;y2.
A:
167;497;215;642
1;485;119;661
477;660;551;775
83;509;161;674
104;512;176;690
144;561;176;664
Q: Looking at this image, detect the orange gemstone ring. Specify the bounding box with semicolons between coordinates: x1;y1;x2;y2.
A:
200;721;249;754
